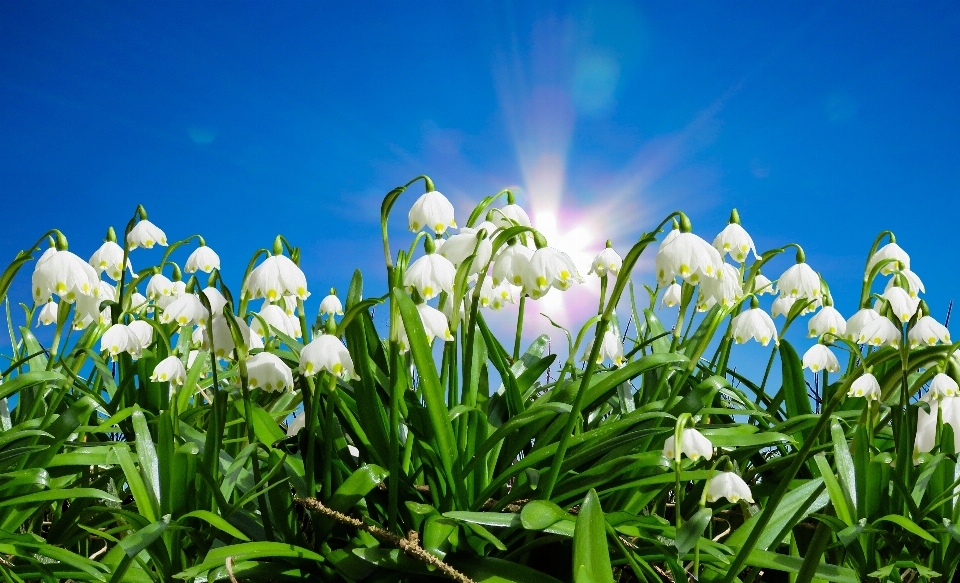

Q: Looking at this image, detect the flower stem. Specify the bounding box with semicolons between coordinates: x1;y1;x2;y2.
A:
513;296;526;361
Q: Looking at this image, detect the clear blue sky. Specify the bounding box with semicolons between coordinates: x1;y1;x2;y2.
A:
2;2;959;360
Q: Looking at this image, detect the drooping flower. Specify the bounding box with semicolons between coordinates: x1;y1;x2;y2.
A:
146;274;175;300
246;352;294;392
244;255;309;301
185;246;220;274
655;232;723;285
588;244;623;278
492;244;533;287
581;329;626;367
89;241;132;281
126;220;168;250
713;223;757;263
661;283;683;308
802;344;840;373
697;264;742;311
867;242;909;276
155;281;186;310
521;247;584;299
151;355;186;386
397;303;454;352
128;320;154;349
882;287;920;323
731;308;778;346
203;315;256;359
319;293;344;317
408;190;456;234
32;250;99;304
909;316;951;348
251;304;298;338
37;301;58;325
859;317;901;348
848;373;881;401
929;374;960;399
74;292;109;330
663;428;714;462
490;204;531;229
300;334;357;379
808;306;846;338
404;254;455;300
885;269;925;298
100;323;142;359
777;263;821;300
439;227;494;275
706;472;754;504
202;286;228;316
489;282;517;311
160;294;208;327
846;308;881;342
129;291;149;312
915;395;960;461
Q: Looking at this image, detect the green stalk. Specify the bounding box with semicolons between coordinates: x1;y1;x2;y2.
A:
302;376;318;497
322;373;338;499
513;296;526;360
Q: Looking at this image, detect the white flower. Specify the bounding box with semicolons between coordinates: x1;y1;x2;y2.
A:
731;308;778;346
202;287;228;316
581;329;625;367
244;255;309;301
771;294;819;318
74;293;108;330
588;246;623;278
655;232;722;285
150;355;186;386
129;291;149;312
156;281;186;310
802;344;840;373
408;190;456;234
846;308;881;342
100;324;142;359
319;293;344;317
203;315;256;359
661;283;683;308
777;263;821;300
397;303;454;352
848;373;881;401
663;428;714;461
146;274;175;300
439;228;493;275
915;395;960;461
882;287;920;322
886;269;925;299
929;374;959;399
251;304;298;338
300;334;357;379
126;220;168;250
184;246;220;274
490;204;531;229
521;247;583;299
706;472;754;504
908;316;951;348
697;264;742;311
404;254;455;300
489;282;517;311
128;320;154;349
89;241;132;281
160;294;208;327
860;317;901;348
32;250;99;304
37;301;58;325
492;244;533;286
713;223;757;263
808;306;846;338
245;352;294;392
867;242;909;275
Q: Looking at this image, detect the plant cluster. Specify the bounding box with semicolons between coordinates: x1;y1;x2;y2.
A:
0;175;958;582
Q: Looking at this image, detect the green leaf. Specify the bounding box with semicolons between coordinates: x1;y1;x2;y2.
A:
520;500;570;530
675;507;712;557
726;478;828;550
0;487;120;508
178;510;250;541
327;464;389;513
874;514;937;542
814;454;854;527
119;515;169;558
131;407;161;504
830;419;857;511
174;542;326;579
451;556;566;583
743;549;857;583
444;511;522;529
573;489;614;583
0;370;64;401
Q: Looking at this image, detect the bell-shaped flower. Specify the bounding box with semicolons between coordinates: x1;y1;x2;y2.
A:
521;247;583;299
491;204;531;229
100;323;142;359
808;306;846;338
846;308;880;342
697;264;742;311
439;228;493;275
929;373;959;399
867;242;909;275
156;281;186;310
128;320;154;349
408;190;456;234
300;334;357;379
802;344;840;373
492;244;533;286
882;287;920;323
243;255;309;301
663;428;714;462
581;329;626;367
129;291;150;312
706;472;754;504
588;245;623;278
777;263;821;300
203;315;256;359
37;301;58;325
404;253;455;300
713;223;757;263
731;308;778;346
860;317;901;348
202;287;228;316
909;316;951;348
655;232;722;285
251;304;298;338
661;283;683;308
126;220;168;250
397;303;454;352
150;355;186;386
884;268;925;299
89;241;132;281
751;273;775;295
915;395;960;461
319;293;344;317
245;352;294;392
160;294;207;327
848;373;881;401
185;246;220;274
32;250;99;304
146;274;175;300
489;282;517;311
73;293;106;330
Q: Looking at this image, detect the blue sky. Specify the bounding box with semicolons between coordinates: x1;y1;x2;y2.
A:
2;2;959;373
